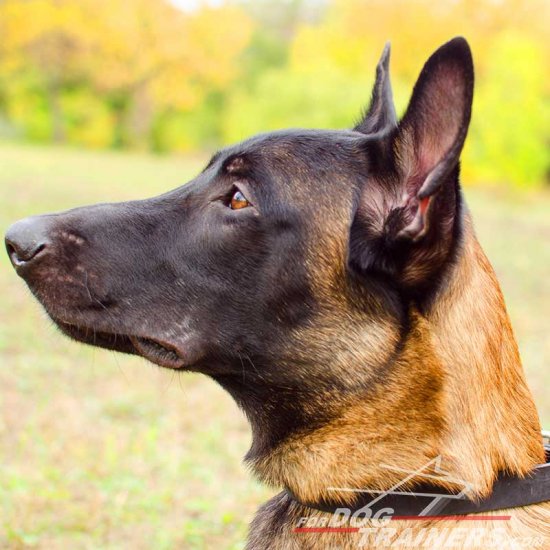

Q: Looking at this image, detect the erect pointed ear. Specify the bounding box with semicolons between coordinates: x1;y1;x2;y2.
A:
349;37;474;295
354;42;397;135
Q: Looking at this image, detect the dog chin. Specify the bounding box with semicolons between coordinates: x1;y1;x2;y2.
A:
54;318;186;369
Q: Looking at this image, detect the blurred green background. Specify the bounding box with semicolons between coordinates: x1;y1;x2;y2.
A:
0;0;548;187
0;0;549;548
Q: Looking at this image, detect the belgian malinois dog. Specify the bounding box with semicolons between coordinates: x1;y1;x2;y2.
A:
5;37;549;548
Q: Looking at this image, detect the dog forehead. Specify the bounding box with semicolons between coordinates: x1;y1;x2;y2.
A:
198;129;367;213
242;128;360;155
225;129;366;201
220;128;363;171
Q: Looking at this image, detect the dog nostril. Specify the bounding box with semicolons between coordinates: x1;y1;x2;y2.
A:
27;242;46;260
6;242;18;263
5;217;51;269
6;240;47;266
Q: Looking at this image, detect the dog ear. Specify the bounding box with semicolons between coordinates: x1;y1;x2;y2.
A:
349;37;474;295
354;43;397;135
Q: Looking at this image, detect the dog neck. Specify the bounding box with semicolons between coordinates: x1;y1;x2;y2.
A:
426;216;543;493
242;215;544;506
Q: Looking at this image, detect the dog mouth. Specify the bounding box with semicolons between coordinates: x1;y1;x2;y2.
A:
56;320;185;369
129;335;184;369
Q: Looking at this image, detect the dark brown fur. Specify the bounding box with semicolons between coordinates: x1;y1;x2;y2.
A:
5;38;547;549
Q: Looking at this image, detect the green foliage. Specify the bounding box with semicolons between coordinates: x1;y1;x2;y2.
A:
0;0;548;187
152;92;225;152
62;87;115;148
463;33;550;187
7;89;52;142
222;68;371;142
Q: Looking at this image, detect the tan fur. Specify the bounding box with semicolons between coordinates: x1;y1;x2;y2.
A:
432;216;543;493
245;213;547;549
250;310;448;504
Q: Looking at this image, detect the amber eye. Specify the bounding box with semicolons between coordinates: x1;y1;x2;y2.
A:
229;189;250;210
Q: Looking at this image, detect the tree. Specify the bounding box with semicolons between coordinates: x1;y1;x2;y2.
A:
0;0;253;147
0;0;95;141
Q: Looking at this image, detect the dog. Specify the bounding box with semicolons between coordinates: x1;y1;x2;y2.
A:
5;37;549;549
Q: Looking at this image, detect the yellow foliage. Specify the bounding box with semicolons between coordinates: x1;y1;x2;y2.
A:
290;0;549;82
0;0;94;82
0;0;547;186
0;0;254;113
148;5;254;110
283;0;550;186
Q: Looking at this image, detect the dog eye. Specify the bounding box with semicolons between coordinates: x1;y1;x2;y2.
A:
229;189;250;210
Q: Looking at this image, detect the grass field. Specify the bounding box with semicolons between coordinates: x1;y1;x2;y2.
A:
1;143;549;549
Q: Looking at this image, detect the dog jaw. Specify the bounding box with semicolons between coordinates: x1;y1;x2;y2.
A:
54;318;193;369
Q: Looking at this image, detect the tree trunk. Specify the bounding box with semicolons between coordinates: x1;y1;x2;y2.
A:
47;82;65;143
110;95;131;149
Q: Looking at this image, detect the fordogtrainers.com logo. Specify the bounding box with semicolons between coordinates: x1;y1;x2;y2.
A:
291;457;545;548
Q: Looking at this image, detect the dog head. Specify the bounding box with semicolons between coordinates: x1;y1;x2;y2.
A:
5;38;473;446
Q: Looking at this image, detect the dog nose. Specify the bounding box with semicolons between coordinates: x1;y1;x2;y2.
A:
5;217;50;268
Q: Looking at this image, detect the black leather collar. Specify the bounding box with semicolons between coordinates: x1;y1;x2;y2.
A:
287;445;550;518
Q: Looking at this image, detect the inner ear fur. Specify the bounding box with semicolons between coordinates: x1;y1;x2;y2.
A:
350;37;474;295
